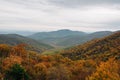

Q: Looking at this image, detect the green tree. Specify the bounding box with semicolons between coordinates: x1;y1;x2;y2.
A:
5;64;30;80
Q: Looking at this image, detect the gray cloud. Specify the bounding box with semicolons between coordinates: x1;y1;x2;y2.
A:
48;0;120;8
0;0;120;32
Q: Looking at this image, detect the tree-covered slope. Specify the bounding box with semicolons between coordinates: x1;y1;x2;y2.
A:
0;34;53;52
61;31;120;60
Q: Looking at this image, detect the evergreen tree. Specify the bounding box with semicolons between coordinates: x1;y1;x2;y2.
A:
5;64;30;80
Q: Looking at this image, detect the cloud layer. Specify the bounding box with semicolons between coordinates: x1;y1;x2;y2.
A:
0;0;120;32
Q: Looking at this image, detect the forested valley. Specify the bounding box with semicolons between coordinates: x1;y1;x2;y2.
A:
0;31;120;80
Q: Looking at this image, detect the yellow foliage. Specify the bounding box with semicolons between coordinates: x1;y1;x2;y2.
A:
87;58;120;80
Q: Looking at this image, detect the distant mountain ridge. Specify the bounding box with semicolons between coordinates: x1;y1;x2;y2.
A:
0;34;53;52
29;29;87;39
28;29;113;48
0;30;35;36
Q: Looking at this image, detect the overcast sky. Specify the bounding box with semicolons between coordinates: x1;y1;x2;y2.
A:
0;0;120;32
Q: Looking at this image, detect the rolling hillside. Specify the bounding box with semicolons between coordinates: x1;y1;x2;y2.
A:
61;31;120;60
29;29;113;47
0;34;53;52
56;31;113;47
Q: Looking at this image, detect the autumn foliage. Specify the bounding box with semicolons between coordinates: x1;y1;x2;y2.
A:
0;32;120;80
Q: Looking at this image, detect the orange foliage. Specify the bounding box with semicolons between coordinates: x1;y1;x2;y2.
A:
10;44;27;57
2;55;22;71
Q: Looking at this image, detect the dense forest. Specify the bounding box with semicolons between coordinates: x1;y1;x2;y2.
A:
0;31;120;80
